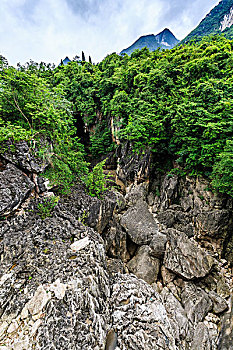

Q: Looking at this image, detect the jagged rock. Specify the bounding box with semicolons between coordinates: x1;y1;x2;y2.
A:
106;221;130;262
218;297;233;350
149;232;167;259
164;229;215;280
196;210;230;237
125;182;148;206
209;291;228;314
161;288;192;343
159;175;178;211
116;142;151;187
0;202;111;349
190;322;212;350
2;140;49;173
127;246;160;284
120;200;158;245
181;283;213;325
0;163;34;216
110;274;177;350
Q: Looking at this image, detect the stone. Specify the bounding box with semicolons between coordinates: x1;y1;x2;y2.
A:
161;266;176;285
2;140;49;174
149;232;167;259
218;297;233;350
209;291;228;314
27;285;51;316
181;283;213;325
127;246;160;284
164;229;215;280
110;274;177;350
159;175;178;211
196;210;230;237
161;288;192;343
190;322;212;350
0;163;34;216
125;182;148;206
70;237;90;252
120;200;159;245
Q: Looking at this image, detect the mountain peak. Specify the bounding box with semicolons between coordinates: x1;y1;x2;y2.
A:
120;28;179;56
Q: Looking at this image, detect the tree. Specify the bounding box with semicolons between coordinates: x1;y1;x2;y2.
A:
89;56;92;64
82;51;86;62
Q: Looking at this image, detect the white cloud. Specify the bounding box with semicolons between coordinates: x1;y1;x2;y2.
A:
0;0;220;66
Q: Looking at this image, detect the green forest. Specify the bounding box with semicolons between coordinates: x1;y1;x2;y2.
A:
1;35;233;196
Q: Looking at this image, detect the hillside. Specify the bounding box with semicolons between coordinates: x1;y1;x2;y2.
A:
0;36;232;349
120;28;179;55
182;0;233;43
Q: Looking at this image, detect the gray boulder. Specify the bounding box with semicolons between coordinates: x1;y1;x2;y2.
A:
149;232;167;259
120;200;158;245
164;229;215;280
0;163;34;216
127;246;160;284
110;274;177;350
181;283;213;325
190;323;212;350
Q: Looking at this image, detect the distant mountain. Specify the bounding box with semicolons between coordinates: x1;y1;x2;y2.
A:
59;57;71;66
120;28;179;56
182;0;233;44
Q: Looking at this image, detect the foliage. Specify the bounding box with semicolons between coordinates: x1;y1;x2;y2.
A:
37;196;59;219
87;160;109;198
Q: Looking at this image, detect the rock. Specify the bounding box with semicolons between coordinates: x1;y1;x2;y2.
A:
2;140;49;174
125;182;148;206
70;236;90;252
127;246;160;284
120;200;158;245
209;291;228;314
0;200;111;349
105;329;118;350
105;220;130;262
149;232;167;259
218;297;233;350
164;229;215;280
161;266;176;285
190;322;212;350
0;163;34;216
116;141;151;187
181;283;213;324
161;288;192;343
159;175;178;211
196;210;230;237
110;274;177;350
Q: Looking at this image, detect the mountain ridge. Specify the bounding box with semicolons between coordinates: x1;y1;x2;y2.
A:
120;28;179;55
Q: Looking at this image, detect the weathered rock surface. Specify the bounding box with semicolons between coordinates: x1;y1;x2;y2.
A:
120;200;158;245
127;246;160;284
110;274;177;350
0;163;34;216
149;232;167;258
164;229;215;280
190;323;212;350
2;140;49;174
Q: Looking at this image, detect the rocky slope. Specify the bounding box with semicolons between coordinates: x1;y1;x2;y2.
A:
120;28;179;56
182;0;233;44
0;141;232;350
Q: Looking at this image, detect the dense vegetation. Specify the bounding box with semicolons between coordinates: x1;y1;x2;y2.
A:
1;35;233;196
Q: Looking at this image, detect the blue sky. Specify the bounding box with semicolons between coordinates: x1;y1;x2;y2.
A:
0;0;220;65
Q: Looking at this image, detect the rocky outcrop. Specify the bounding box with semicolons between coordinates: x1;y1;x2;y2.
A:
0;163;34;216
120;200;159;245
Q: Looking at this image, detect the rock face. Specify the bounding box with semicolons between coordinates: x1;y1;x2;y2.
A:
0;163;34;216
164;229;215;280
0;147;232;350
120;200;158;245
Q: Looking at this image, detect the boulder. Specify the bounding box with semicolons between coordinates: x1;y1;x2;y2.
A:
190;323;212;350
125;182;148;206
127;246;160;284
110;274;177;350
209;291;228;314
181;283;213;325
149;232;167;259
0;163;34;216
164;229;215;280
120;200;158;245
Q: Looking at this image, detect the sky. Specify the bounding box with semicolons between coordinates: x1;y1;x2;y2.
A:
0;0;220;66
